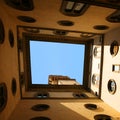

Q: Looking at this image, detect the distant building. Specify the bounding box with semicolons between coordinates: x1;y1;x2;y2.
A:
48;75;79;85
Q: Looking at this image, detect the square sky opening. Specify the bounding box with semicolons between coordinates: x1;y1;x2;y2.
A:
30;40;85;85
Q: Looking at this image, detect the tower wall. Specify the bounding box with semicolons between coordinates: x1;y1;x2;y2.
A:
101;27;120;112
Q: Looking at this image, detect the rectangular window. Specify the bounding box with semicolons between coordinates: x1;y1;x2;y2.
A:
112;64;120;72
30;40;85;85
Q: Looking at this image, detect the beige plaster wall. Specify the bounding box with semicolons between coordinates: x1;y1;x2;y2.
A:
101;27;120;112
9;99;120;120
0;3;20;120
1;1;120;119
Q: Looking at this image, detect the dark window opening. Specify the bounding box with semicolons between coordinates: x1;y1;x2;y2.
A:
94;114;112;120
0;83;7;112
31;104;50;111
84;104;97;110
110;41;119;56
108;79;116;94
112;64;120;72
4;0;34;11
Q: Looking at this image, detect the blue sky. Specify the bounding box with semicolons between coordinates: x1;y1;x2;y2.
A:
30;40;85;84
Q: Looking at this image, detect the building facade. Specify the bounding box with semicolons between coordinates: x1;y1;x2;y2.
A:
48;75;79;85
0;0;120;120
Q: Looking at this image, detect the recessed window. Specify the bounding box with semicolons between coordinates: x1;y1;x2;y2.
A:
4;0;34;11
17;16;36;23
24;28;39;33
73;93;88;98
92;74;99;87
94;114;112;120
112;64;120;72
65;1;74;11
0;19;5;44
0;83;7;112
80;33;94;38
74;3;85;12
108;79;116;94
93;25;109;30
31;104;50;111
110;41;119;56
35;92;49;98
108;0;120;3
84;104;97;110
53;30;68;36
20;72;25;86
93;46;101;58
30;41;85;85
106;10;120;23
60;0;89;16
30;116;51;120
11;78;17;96
57;20;74;26
9;29;14;48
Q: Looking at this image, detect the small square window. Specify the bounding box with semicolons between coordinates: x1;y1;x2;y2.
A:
112;64;120;72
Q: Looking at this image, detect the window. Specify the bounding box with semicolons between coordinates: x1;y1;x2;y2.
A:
60;0;89;16
94;114;112;120
35;92;49;98
0;83;7;112
73;92;88;98
31;104;50;111
110;41;119;57
84;104;97;110
108;79;116;94
30;116;51;120
4;0;34;11
0;19;5;44
92;74;99;87
93;46;101;58
11;78;17;96
112;64;120;72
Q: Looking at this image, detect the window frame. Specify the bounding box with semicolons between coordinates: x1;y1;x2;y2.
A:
17;26;97;93
21;33;90;91
112;64;120;73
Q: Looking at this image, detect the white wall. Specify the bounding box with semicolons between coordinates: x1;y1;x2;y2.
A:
101;27;120;112
90;36;102;96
